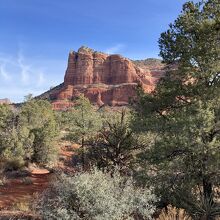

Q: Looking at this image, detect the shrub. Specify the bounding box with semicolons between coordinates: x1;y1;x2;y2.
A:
37;169;157;220
4;158;25;171
85;110;144;173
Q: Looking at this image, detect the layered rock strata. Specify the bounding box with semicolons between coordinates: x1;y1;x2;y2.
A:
43;47;165;109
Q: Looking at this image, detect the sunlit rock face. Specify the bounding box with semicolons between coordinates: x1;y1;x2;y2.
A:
42;46;165;109
0;98;11;105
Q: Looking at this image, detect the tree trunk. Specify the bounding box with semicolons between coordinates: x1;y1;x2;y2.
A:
203;178;212;200
202;178;213;220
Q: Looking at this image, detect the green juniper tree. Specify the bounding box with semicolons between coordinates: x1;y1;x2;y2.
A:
0;104;34;170
0;100;59;169
65;95;102;168
86;110;145;173
20;99;59;166
133;0;220;219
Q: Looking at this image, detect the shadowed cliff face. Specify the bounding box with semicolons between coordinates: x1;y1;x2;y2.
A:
45;47;165;109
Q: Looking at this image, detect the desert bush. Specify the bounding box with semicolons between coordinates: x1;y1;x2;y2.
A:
179;193;220;220
3;158;25;171
37;168;157;220
84;110;145;173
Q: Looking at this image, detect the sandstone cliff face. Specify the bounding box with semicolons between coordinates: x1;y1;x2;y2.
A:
0;98;11;105
48;47;165;109
64;48;139;86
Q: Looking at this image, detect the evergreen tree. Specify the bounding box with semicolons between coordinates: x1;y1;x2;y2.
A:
65;95;102;168
20;99;59;165
86;110;144;173
0;104;34;170
133;1;220;219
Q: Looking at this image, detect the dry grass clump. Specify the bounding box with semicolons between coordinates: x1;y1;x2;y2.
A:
0;175;7;186
13;200;31;212
156;205;192;220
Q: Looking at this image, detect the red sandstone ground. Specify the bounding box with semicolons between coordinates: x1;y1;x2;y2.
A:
0;172;50;209
0;144;76;213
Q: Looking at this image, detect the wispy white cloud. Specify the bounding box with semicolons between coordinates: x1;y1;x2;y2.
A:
0;64;11;81
0;48;47;87
17;50;31;84
105;44;125;54
37;72;45;86
0;44;66;103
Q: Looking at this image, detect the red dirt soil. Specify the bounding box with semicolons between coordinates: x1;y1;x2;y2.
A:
0;144;78;210
0;173;51;209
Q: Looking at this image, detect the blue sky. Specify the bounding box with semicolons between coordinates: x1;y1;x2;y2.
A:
0;0;189;102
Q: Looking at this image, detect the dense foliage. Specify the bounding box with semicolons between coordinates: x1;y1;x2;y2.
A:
132;0;220;219
0;99;58;170
85;110;145;173
0;104;34;169
37;168;157;220
20;99;59;165
62;95;102;167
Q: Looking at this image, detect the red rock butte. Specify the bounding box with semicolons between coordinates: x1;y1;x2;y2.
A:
38;46;165;110
0;98;11;105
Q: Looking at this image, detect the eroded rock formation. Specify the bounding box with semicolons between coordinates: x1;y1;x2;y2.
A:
0;98;11;105
40;47;165;109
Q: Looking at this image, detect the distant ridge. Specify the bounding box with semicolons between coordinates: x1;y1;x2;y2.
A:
36;83;64;100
